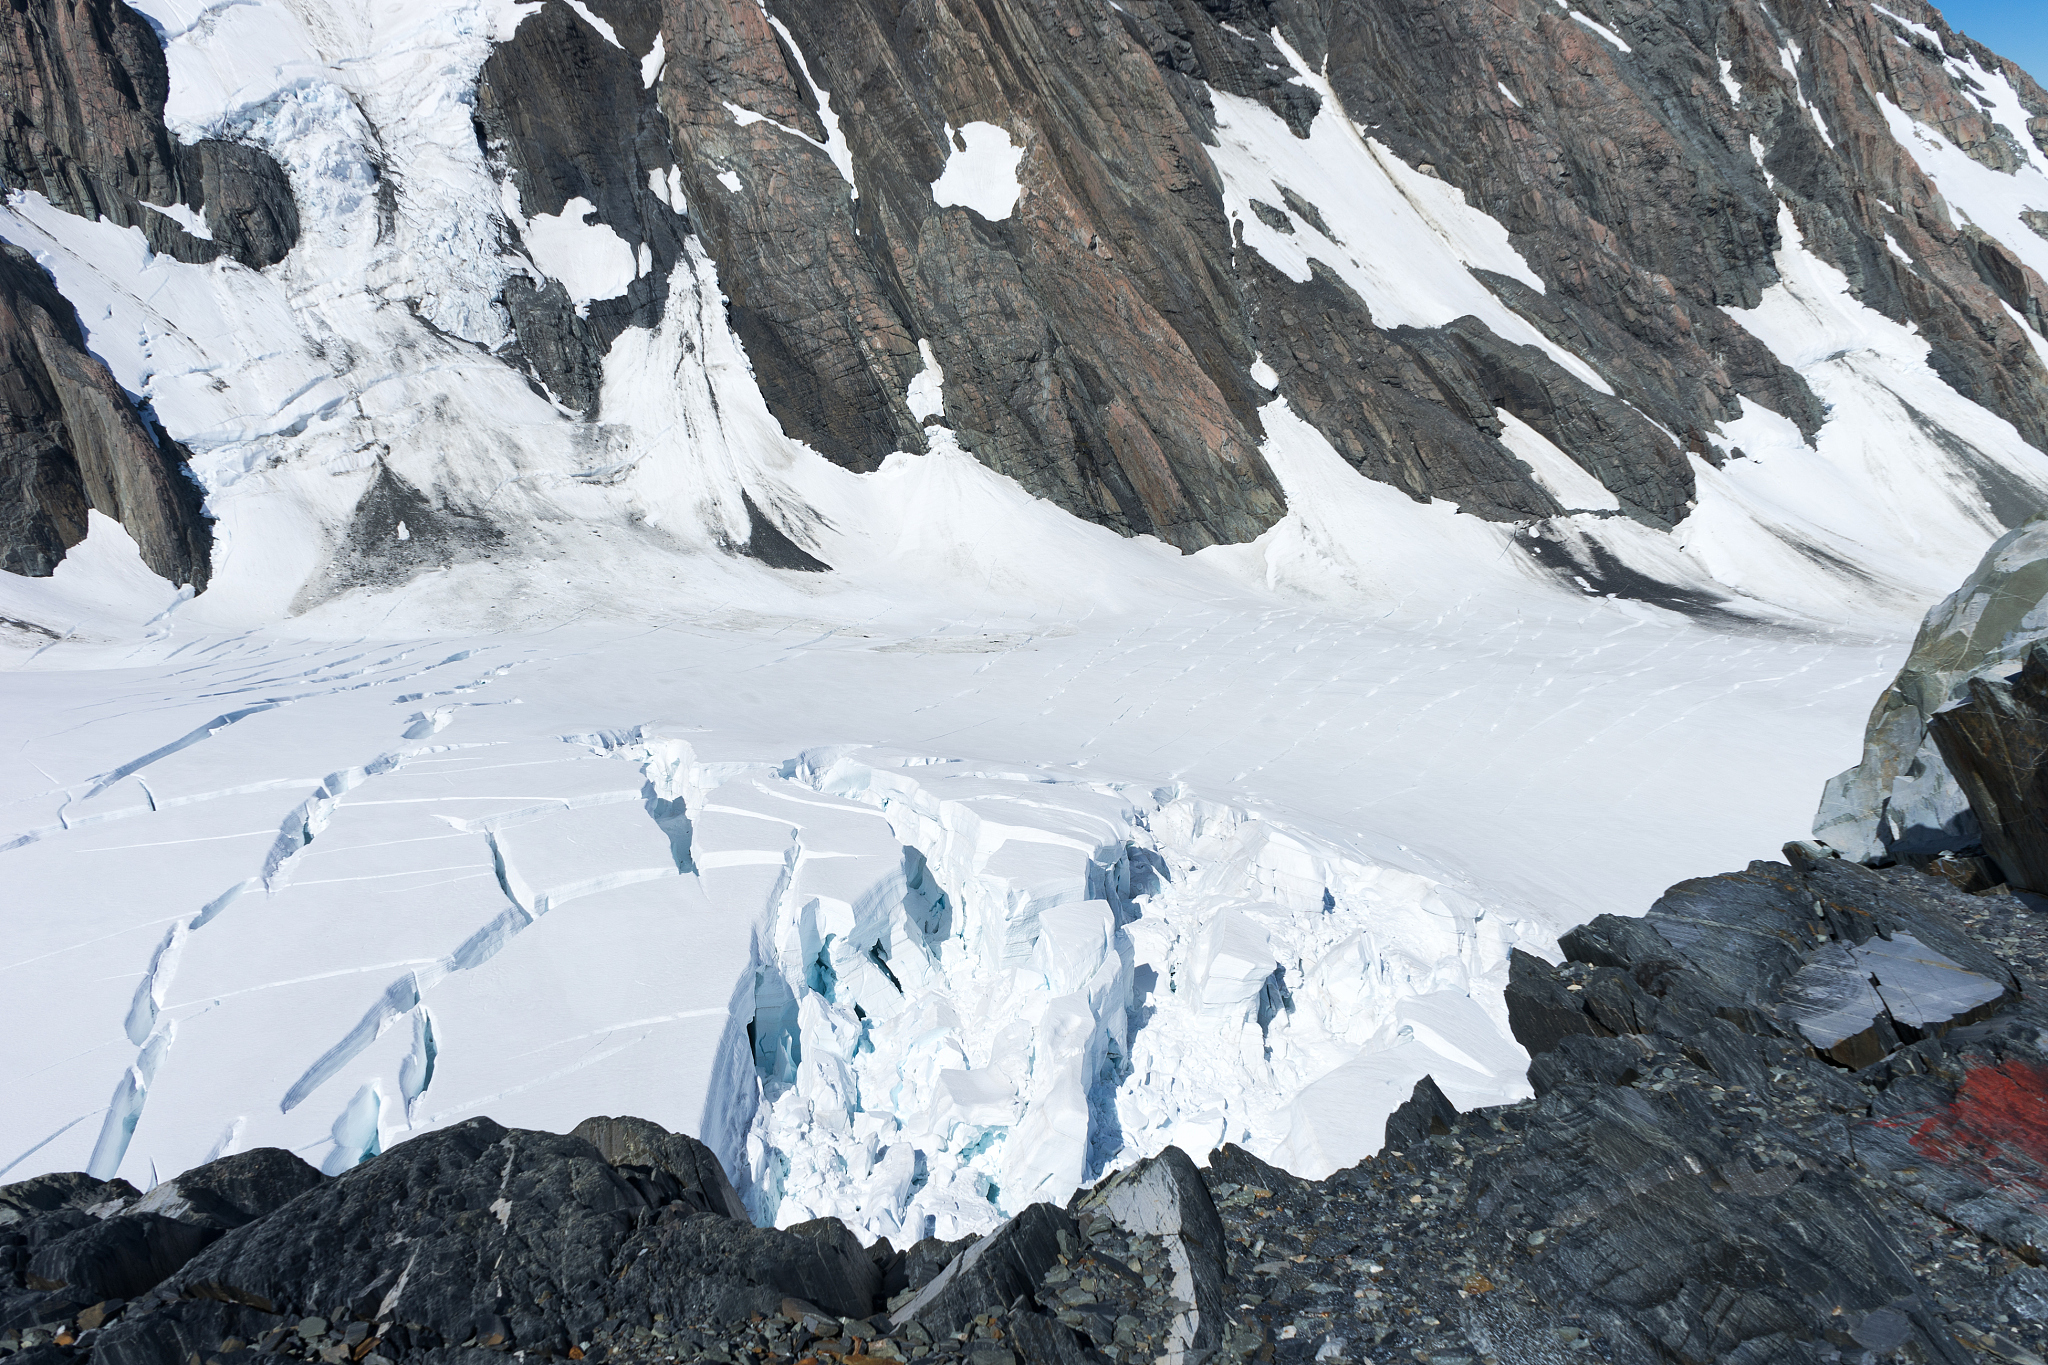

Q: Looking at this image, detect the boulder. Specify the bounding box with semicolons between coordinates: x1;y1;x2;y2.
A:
568;1115;748;1220
131;1117;884;1354
1930;643;2048;893
1381;1077;1462;1152
0;1173;135;1220
26;1214;219;1302
127;1149;324;1230
1502;948;1596;1055
1086;1147;1226;1356
1816;515;2048;863
151;1120;641;1348
887;1203;1073;1338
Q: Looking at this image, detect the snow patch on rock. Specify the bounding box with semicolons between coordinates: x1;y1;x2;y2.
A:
931;123;1025;222
1200;39;1621;399
1678;204;2048;623
519;197;638;307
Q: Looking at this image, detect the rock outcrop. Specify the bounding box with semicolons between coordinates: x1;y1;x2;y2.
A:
1;0;297;271
0;0;305;586
657;0;1289;552
3;0;2046;594
476;0;689;420
619;0;2048;560
0;244;212;587
1817;514;2048;864
1931;641;2048;893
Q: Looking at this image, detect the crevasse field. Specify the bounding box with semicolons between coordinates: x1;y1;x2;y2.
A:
4;0;2048;1247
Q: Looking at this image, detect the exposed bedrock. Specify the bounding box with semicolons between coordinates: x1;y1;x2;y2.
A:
0;244;211;587
628;0;2047;558
0;0;298;271
655;0;1288;552
476;0;690;419
0;0;297;587
1931;642;2048;894
1292;0;2048;457
1817;514;2048;865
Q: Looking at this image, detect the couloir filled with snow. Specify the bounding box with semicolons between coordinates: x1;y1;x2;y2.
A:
3;0;2047;1241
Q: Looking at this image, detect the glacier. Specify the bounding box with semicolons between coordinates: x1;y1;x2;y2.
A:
3;0;2048;1249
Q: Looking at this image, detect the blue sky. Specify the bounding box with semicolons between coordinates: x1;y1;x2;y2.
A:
1933;0;2047;85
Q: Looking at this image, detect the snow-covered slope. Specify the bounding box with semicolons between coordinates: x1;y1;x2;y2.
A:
1;0;2046;1235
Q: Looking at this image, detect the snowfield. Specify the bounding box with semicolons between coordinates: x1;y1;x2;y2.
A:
2;0;2047;1244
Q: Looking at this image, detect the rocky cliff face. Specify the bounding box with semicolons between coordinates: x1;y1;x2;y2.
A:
622;0;2047;547
0;243;209;587
440;0;2048;575
1817;515;2048;864
0;0;301;586
1;0;297;271
0;0;2043;614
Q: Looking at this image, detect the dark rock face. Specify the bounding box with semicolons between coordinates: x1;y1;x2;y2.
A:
1817;517;2048;865
625;0;2046;571
886;1201;1072;1338
656;0;1289;552
1082;1146;1227;1353
1464;852;2042;1363
3;0;2043;590
476;0;690;419
566;1116;750;1220
738;492;830;572
124;1150;324;1232
0;244;211;587
0;0;297;587
1184;858;2048;1365
1309;0;2048;459
25;1217;219;1306
143;1119;847;1347
0;0;297;271
1932;642;2048;894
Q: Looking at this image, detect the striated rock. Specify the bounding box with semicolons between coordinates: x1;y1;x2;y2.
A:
1468;857;2048;1363
0;0;297;270
657;0;1288;552
26;1215;219;1304
75;1115;885;1363
1818;515;2048;864
0;1173;134;1222
0;244;211;587
476;0;689;419
881;1231;977;1305
626;0;2042;578
887;1202;1072;1338
1379;1076;1463;1153
1503;947;1598;1055
1931;642;2048;893
1085;1146;1225;1354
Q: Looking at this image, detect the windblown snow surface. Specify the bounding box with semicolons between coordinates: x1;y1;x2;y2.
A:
3;0;2048;1242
